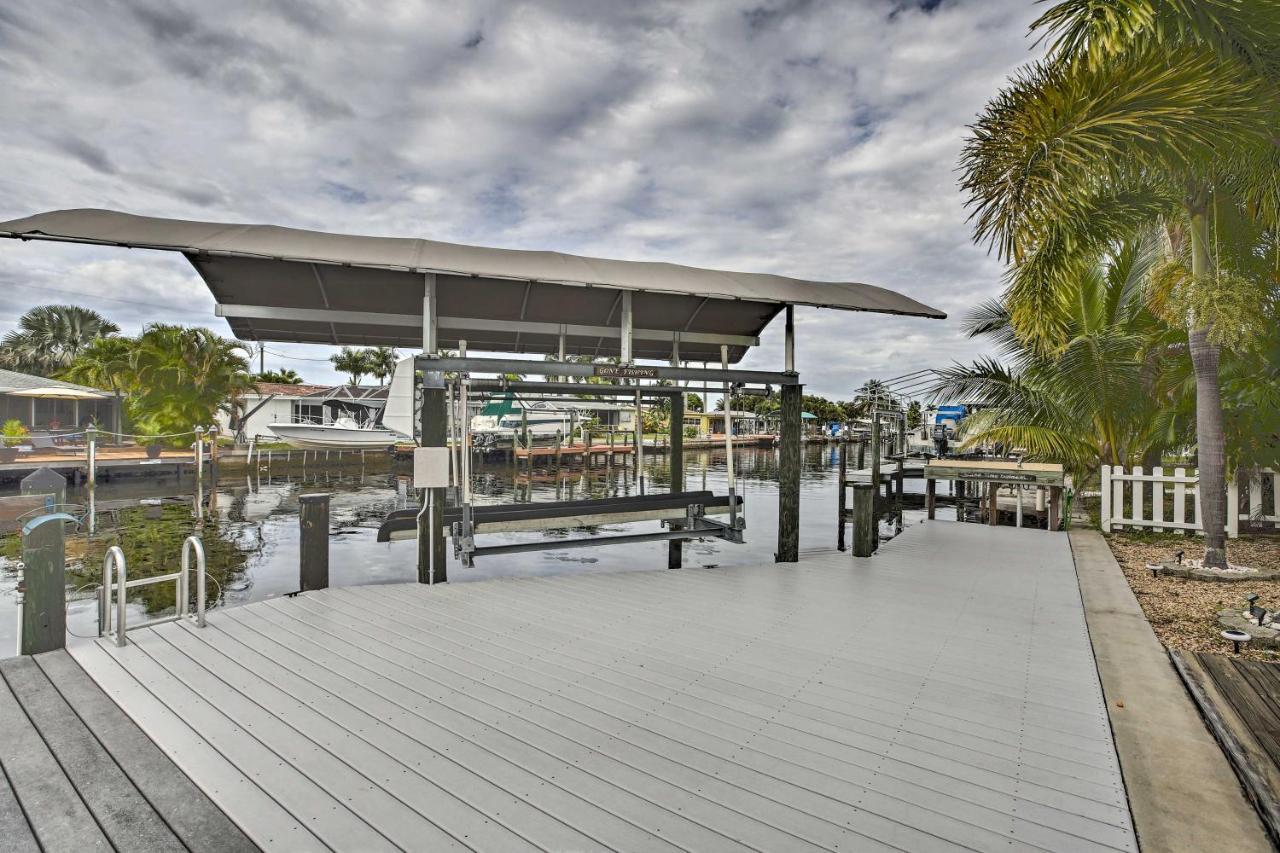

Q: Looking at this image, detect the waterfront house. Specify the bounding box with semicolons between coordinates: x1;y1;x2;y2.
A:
218;383;388;442
0;368;117;433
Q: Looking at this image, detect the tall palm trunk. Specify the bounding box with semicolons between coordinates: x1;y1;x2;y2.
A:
1187;200;1229;568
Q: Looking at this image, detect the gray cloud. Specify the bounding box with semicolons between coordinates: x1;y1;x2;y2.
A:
0;0;1043;396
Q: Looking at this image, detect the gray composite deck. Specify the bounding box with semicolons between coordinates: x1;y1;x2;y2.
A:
0;650;254;852
70;522;1137;852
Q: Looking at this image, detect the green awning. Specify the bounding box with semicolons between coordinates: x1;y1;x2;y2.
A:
480;392;520;418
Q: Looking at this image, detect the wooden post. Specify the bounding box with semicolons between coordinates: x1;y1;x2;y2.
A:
926;477;936;520
86;424;97;487
988;482;999;526
1049;486;1062;531
21;515;67;654
851;482;874;558
869;415;881;547
777;383;802;562
856;439;865;471
837;442;848;551
208;425;220;482
298;494;329;591
418;372;448;584
668;392;684;569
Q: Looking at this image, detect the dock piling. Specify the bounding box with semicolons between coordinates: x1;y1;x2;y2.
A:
19;509;71;655
299;493;330;592
851;482;874;558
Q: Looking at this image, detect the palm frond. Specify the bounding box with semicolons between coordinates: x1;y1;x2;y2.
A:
960;47;1272;261
1031;0;1280;82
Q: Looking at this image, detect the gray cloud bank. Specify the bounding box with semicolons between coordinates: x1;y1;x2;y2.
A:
0;0;1042;395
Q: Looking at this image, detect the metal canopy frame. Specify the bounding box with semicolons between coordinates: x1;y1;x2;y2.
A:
414;304;788;577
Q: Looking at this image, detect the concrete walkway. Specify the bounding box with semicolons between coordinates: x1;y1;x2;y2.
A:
1069;530;1273;853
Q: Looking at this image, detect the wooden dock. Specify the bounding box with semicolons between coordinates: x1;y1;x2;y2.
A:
0;651;253;851
67;523;1136;851
1170;650;1280;844
0;446;199;483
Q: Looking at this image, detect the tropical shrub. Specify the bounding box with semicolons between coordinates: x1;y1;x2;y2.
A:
2;419;29;447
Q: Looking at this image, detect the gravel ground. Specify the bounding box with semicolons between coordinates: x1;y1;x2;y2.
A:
1105;532;1280;661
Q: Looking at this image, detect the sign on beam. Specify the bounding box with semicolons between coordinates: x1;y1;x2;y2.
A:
594;365;659;379
924;460;1064;487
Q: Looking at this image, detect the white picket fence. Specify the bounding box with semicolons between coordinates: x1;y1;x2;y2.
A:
1101;466;1279;536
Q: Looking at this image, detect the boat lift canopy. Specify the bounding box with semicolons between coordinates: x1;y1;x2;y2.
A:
0;207;945;579
0;208;943;364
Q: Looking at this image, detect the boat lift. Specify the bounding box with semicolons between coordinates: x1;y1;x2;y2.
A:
0;208;946;583
373;366;752;563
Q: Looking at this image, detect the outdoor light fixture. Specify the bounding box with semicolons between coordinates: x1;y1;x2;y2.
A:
1174;550;1184;565
1147;564;1162;578
1246;593;1263;623
1222;629;1252;654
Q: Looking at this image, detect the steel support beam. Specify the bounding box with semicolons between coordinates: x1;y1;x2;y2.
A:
620;291;633;363
215;304;758;348
419;356;798;385
422;273;437;354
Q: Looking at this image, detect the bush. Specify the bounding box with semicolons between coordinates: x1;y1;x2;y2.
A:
2;419;29;447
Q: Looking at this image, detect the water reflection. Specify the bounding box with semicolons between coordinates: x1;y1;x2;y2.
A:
0;444;934;655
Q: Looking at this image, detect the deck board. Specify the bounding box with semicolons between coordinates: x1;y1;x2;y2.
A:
70;522;1138;852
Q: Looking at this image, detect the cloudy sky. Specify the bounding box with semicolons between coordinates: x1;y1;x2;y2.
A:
0;0;1044;398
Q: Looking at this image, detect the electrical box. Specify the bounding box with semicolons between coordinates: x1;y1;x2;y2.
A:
413;447;451;489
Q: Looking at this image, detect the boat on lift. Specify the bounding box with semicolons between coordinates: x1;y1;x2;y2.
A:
267;398;403;449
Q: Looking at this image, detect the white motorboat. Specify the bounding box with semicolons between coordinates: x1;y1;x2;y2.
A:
267;415;400;449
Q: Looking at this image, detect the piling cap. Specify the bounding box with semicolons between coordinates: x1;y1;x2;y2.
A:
21;512;79;537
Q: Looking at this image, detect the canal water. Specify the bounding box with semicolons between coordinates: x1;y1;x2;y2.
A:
0;444;937;656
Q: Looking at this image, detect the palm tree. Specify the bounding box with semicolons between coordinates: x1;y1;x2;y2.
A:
254;368;304;384
367;347;398;385
60;336;136;435
330;347;373;385
959;1;1280;567
126;325;255;441
0;305;120;375
930;237;1182;482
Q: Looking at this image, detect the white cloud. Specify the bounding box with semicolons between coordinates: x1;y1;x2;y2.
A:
0;0;1043;395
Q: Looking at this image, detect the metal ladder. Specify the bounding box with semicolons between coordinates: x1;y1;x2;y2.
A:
100;536;208;647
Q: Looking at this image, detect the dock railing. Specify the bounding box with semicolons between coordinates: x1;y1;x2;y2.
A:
100;536;208;647
1100;466;1279;537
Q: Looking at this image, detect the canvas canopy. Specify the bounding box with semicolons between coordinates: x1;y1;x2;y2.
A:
0;208;945;363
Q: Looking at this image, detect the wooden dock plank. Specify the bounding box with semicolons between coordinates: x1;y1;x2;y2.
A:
0;660;109;851
0;751;40;853
195;613;683;852
1174;651;1280;845
343;582;1133;837
0;657;180;851
327;586;1130;852
238;602;796;853
33;650;257;853
70;523;1137;852
70;640;327;852
154;621;571;852
118;629;406;852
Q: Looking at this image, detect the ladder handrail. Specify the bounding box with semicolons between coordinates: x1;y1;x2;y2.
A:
102;546;127;648
182;536;207;628
101;537;208;646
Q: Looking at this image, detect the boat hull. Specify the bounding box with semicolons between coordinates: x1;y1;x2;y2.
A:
267;423;399;449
